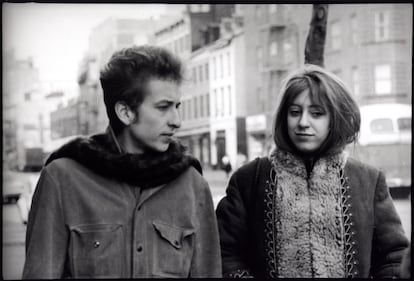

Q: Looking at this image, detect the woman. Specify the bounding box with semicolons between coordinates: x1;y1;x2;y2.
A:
216;64;409;278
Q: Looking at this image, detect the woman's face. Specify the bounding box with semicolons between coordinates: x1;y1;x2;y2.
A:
287;90;330;154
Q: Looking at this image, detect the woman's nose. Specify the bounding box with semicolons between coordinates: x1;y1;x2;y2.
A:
298;113;310;127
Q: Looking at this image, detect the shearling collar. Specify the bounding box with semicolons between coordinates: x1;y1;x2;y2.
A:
267;148;348;277
45;128;202;188
269;148;348;178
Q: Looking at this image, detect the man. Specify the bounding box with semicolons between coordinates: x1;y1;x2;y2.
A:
23;45;221;278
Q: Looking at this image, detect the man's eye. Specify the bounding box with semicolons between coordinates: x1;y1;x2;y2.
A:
157;105;169;110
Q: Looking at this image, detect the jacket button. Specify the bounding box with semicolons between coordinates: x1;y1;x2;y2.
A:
93;241;100;248
137;245;143;252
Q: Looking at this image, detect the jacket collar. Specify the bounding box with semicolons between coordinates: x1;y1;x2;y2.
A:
45;127;202;188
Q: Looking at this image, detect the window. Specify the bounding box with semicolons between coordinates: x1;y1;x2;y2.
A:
256;46;263;68
270;41;277;56
201;4;210;12
206;92;210;117
117;33;134;45
375;65;391;95
199;65;203;82
220;54;224;78
350;14;358;45
213;89;217;117
185;34;191;51
374;11;390;41
190;4;200;13
193;67;197;84
227;52;231;76
269;4;278;14
397;118;411;131
220;87;225;116
352;66;360;97
179;37;184;53
283;39;292;63
205;63;209;80
255;5;262;20
212;58;216;80
228;86;232;115
330;21;341;50
200;95;204;117
174;40;179;54
24;92;31;101
194;97;198;119
370;118;393;133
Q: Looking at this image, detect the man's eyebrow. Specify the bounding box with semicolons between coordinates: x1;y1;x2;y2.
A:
155;100;174;104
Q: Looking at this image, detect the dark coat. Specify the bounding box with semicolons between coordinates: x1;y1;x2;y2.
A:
216;156;409;278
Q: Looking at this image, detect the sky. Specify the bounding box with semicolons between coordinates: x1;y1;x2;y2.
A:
3;3;185;85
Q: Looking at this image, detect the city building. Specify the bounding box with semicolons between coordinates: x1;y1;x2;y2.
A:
3;50;44;170
324;4;412;105
153;4;236;61
208;29;246;169
241;3;412;160
77;17;162;135
176;46;212;167
151;4;244;167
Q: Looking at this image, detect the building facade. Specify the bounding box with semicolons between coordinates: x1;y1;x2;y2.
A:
242;3;412;160
77;18;160;135
3;51;44;170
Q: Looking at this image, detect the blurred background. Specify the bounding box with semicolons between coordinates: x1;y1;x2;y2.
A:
2;3;412;279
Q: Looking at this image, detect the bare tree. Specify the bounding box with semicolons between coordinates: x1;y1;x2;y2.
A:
304;4;329;67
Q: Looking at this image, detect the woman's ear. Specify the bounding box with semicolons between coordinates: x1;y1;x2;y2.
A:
115;101;136;126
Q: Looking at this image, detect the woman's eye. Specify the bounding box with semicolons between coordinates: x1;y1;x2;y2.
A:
311;111;324;117
289;110;300;116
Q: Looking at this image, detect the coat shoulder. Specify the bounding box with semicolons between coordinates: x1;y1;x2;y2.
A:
345;156;381;177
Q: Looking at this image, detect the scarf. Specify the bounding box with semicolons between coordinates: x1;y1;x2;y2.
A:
45;129;202;189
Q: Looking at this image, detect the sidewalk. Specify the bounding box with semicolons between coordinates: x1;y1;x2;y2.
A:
202;167;231;208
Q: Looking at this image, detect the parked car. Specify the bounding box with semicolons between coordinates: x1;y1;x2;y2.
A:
3;170;28;204
3;169;38;224
348;103;411;196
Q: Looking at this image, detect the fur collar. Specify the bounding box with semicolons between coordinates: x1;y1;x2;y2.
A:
45;129;202;189
268;148;347;277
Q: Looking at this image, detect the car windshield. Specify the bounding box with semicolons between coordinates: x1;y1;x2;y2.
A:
397;117;411;132
370;118;393;133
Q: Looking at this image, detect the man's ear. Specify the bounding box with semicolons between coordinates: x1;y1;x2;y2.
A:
114;101;136;126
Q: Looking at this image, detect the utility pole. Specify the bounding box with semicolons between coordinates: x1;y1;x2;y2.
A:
304;4;329;67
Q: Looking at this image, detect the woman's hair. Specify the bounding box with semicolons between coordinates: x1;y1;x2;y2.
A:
272;64;361;156
100;45;184;135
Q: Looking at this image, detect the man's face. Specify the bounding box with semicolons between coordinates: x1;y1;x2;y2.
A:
125;78;182;154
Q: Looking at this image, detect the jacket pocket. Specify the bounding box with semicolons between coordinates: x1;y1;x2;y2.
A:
70;224;124;278
152;220;195;277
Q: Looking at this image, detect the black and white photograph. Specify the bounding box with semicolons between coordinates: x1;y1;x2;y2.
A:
2;2;412;279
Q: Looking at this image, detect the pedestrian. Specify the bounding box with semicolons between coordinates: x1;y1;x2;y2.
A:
221;155;232;177
216;64;409;278
23;45;221;278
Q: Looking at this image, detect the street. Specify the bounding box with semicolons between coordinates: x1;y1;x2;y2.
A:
2;168;411;279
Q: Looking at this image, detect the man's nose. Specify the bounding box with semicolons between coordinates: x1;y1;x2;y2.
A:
168;108;181;128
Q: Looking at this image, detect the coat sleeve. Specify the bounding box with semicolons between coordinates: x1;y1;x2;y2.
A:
215;160;258;278
189;179;222;277
22;167;69;279
370;170;409;278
